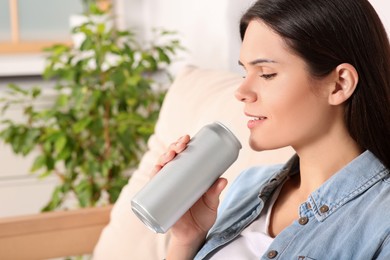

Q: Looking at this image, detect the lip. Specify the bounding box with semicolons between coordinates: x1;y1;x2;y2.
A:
247;117;267;129
244;112;268;129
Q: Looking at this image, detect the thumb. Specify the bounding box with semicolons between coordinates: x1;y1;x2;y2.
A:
203;178;228;211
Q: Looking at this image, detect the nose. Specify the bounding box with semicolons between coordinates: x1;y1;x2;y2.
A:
235;80;257;103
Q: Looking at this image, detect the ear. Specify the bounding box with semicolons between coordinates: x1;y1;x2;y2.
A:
328;63;359;105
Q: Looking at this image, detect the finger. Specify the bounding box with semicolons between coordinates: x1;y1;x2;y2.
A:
202;178;228;211
150;135;191;178
150;164;162;178
150;150;175;178
168;135;191;153
157;150;176;167
175;134;190;153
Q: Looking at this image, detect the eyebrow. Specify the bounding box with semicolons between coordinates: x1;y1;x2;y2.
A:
238;58;277;67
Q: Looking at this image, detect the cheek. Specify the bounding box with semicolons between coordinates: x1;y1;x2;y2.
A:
248;87;320;151
267;75;322;118
274;91;321;125
275;91;316;117
276;92;332;145
266;79;328;134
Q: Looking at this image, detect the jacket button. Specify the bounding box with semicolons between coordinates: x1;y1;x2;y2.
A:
320;205;329;213
267;250;278;259
298;216;309;225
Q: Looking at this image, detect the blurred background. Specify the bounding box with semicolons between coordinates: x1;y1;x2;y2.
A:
0;0;389;218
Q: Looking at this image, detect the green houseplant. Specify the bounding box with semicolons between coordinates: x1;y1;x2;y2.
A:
0;4;182;211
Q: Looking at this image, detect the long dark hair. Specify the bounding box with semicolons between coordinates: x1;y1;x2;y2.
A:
240;0;390;169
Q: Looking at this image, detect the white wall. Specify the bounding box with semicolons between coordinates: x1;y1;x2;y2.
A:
371;0;390;35
116;0;255;74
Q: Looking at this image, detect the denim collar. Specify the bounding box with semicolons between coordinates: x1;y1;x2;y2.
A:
258;151;388;222
257;154;300;201
308;150;389;222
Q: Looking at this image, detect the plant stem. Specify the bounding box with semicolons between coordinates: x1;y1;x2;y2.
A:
103;101;111;159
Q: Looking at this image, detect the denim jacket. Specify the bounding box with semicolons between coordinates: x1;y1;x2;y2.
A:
195;151;390;259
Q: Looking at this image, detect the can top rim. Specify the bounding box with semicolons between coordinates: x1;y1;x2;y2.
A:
214;121;242;149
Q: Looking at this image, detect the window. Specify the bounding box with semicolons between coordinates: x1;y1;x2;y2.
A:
0;0;83;53
0;1;11;42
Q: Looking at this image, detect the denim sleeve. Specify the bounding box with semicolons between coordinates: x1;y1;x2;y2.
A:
375;235;390;259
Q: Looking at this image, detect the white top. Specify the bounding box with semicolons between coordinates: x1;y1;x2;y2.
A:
210;183;283;259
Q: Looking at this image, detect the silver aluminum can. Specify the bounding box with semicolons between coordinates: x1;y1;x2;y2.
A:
131;121;242;233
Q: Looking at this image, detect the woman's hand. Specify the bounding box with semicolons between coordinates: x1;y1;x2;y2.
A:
151;135;228;260
167;176;228;260
150;135;191;177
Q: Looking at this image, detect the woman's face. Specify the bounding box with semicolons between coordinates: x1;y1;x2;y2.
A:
236;20;336;151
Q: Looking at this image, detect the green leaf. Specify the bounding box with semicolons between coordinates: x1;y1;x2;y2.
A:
45;155;55;171
38;170;52;179
97;23;105;34
55;135;67;154
75;179;93;207
31;87;42;98
72;118;92;133
0;102;10;114
56;94;69;107
57;146;71;161
157;47;171;64
21;128;40;155
31;155;46;172
7;83;28;95
137;125;154;136
126;75;141;86
80;37;94;51
107;176;129;203
41;187;63;212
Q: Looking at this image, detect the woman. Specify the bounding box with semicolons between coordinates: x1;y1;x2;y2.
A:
153;0;390;259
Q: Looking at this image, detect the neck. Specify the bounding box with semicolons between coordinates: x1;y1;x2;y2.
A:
292;125;363;197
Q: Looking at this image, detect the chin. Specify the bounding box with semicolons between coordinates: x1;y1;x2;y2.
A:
248;138;286;152
249;139;267;152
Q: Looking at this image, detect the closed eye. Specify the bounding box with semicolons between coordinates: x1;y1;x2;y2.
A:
260;73;277;80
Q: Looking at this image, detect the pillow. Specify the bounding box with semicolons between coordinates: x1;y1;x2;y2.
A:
93;65;293;260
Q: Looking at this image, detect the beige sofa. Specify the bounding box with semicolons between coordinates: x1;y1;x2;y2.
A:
93;65;293;259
